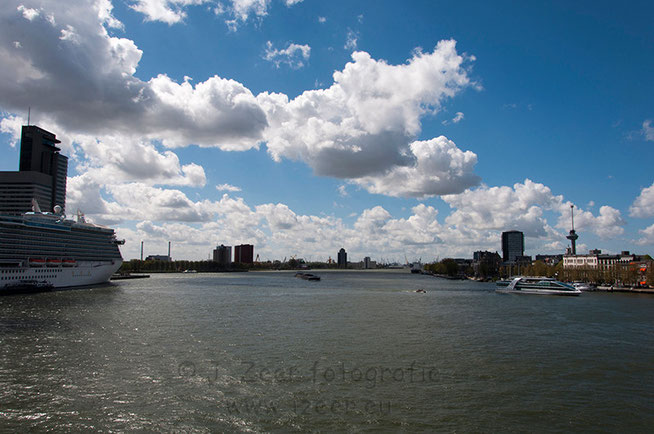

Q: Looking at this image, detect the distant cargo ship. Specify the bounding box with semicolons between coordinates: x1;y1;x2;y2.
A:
0;204;123;291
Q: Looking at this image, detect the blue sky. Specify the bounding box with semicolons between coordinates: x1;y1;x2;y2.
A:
1;0;653;262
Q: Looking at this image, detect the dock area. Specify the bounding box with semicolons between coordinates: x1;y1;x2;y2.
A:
111;274;150;280
595;285;654;294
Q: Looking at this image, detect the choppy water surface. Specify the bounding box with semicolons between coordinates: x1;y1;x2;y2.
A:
1;270;653;432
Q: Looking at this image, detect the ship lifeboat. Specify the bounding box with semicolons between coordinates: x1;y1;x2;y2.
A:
62;258;76;267
46;258;62;267
28;257;46;267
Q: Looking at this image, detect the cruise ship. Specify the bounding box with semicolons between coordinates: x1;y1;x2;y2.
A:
0;204;123;291
0;125;124;291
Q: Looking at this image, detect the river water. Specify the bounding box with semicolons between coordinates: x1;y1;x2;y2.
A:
1;270;653;432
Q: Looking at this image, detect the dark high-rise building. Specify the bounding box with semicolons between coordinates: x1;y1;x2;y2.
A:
337;248;347;268
501;230;524;263
0;125;68;214
213;244;232;265
234;244;254;264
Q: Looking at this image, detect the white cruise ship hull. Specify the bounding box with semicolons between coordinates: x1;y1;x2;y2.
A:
0;260;122;291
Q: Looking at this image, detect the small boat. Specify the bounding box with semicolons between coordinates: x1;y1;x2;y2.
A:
415;289;426;293
572;282;593;291
295;272;321;281
183;269;197;273
496;277;581;296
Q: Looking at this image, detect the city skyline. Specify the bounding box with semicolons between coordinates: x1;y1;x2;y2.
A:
1;1;653;261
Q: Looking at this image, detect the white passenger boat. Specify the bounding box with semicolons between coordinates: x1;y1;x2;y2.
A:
572;282;593;291
496;277;581;296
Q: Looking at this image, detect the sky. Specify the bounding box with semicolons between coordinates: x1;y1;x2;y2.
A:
1;0;653;263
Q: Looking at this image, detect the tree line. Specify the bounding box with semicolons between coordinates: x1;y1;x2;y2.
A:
423;258;652;286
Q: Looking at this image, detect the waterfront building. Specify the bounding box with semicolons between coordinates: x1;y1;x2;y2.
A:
355;257;378;269
145;255;171;262
472;251;502;277
213;244;232;265
0;125;68;214
337;248;347;268
234;244;254;264
501;230;524;263
535;254;563;266
563;250;646;270
453;258;473;268
563;250;652;285
515;255;533;265
563;254;598;269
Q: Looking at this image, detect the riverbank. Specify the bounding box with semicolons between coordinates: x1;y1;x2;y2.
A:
110;274;150;280
596;285;654;294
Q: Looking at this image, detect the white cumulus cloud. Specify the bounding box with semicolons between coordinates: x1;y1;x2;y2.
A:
0;1;268;150
1;3;482;198
444;179;625;241
344;29;358;50
130;0;210;25
258;40;479;196
443;179;561;238
216;183;242;192
565;205;625;239
629;182;654;218
354;136;479;198
17;4;40;20
635;223;654;245
263;41;311;69
643;120;654;141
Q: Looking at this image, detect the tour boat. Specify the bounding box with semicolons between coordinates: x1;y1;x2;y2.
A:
295;272;321;281
496;277;581;296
